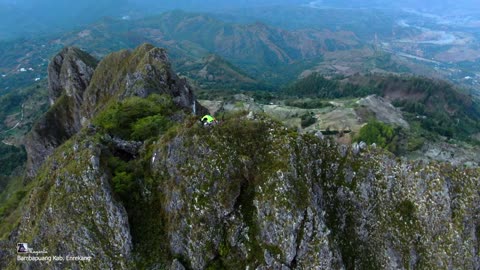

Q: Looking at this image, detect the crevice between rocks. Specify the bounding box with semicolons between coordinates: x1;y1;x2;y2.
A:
289;208;309;269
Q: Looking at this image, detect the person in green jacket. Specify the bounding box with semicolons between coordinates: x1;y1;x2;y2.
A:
201;115;217;126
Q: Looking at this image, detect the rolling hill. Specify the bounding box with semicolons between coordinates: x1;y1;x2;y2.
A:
176;54;265;90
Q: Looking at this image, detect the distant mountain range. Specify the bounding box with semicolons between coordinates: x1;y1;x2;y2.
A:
137;11;362;76
0;0;132;40
0;10;365;91
176;54;262;90
2;0;479;41
2;7;480;94
0;0;309;40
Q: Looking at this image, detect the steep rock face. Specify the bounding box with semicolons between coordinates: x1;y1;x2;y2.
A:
2;44;210;269
48;47;98;106
3;113;479;269
25;44;206;178
150;119;339;269
146;116;479;270
24;47;98;178
3;131;132;269
81;43;206;121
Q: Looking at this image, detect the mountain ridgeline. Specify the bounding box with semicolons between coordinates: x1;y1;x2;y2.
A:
24;44;205;179
0;45;479;270
0;10;364;92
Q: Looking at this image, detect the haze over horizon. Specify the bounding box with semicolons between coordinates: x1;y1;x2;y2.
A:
1;0;479;40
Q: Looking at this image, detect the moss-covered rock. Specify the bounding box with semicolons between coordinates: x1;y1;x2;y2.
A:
3;110;479;270
2;131;132;270
82;43;206;120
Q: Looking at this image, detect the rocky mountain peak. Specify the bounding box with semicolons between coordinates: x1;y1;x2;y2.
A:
25;47;98;179
25;44;205;178
6;111;479;269
47;46;97;106
81;43;205;121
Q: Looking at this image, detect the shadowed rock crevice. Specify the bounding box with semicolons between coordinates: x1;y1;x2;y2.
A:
289;208;308;268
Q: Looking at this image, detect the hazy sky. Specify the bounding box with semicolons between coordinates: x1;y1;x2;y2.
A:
309;0;478;10
0;0;478;40
1;0;473;10
2;0;477;15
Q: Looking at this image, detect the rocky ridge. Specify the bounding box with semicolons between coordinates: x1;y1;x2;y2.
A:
24;47;98;178
81;44;204;120
24;44;204;179
1;45;478;270
145;116;479;269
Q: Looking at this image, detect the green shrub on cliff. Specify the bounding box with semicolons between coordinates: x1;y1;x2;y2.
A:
94;94;175;140
112;170;135;197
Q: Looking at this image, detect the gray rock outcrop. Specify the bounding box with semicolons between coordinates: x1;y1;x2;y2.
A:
25;47;98;179
48;47;97;106
25;44;206;178
147;117;479;269
6;133;132;269
357;95;410;129
81;43;207;121
4;104;479;270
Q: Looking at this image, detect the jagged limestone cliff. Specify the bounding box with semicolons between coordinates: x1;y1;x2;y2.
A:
25;44;204;179
144;115;479;269
24;47;98;178
81;43;205;120
1;45;478;270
